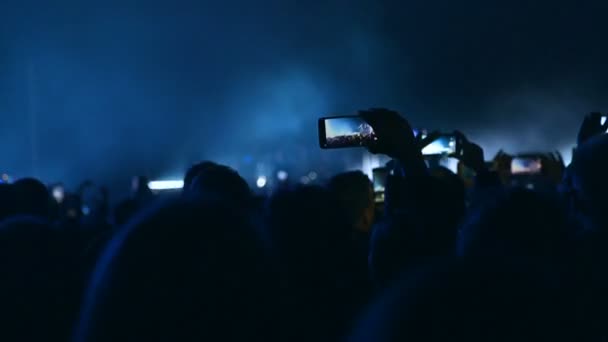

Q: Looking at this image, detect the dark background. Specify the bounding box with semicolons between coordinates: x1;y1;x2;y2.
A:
1;0;607;188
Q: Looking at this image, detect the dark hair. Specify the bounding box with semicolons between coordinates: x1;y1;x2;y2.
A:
458;187;572;264
13;178;51;218
183;162;251;206
76;198;276;342
183;161;219;189
327;171;374;229
352;259;576;342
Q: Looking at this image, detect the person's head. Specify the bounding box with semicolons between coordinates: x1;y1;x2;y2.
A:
562;134;608;231
76;198;277;342
183;161;252;206
266;186;362;340
183;161;219;189
459;187;572;265
368;168;466;289
328;171;375;233
267;186;353;275
352;259;576;342
13;178;51;219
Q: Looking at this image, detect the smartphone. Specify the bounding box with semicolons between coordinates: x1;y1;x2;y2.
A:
511;157;542;175
422;135;459;156
373;167;389;202
318;116;377;149
603;116;608;132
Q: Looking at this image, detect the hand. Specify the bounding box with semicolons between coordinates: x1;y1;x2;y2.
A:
541;151;566;184
450;131;486;174
360;108;419;161
578;112;607;145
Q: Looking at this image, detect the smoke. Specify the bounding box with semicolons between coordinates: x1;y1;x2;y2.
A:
0;0;607;189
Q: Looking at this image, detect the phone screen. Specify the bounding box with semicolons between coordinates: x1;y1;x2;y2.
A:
511;158;542;175
603;116;608;132
373;168;388;193
373;167;389;203
319;116;377;149
422;136;458;155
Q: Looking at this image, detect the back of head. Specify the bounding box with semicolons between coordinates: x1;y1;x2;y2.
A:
13;178;51;219
267;185;351;268
266;186;362;340
76;198;275;342
563;134;608;231
368;169;465;289
183;161;219;189
327;171;375;233
352;259;576;342
183;162;252;207
459;188;572;265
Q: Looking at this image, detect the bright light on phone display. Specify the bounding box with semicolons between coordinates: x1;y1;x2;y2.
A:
422;136;457;155
511;158;542;175
323;117;376;148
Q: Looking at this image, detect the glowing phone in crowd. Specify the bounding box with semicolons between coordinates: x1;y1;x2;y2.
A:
318;116;377;149
511;157;542;175
373;167;389;203
422;135;459;156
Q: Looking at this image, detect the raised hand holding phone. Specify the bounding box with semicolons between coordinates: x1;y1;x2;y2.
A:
358;109;418;159
358;108;428;179
450;131;485;174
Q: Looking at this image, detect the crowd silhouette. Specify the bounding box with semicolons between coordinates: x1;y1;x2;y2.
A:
1;109;608;341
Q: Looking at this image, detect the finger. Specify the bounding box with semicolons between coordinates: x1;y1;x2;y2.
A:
453;130;468;143
359;110;378;129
